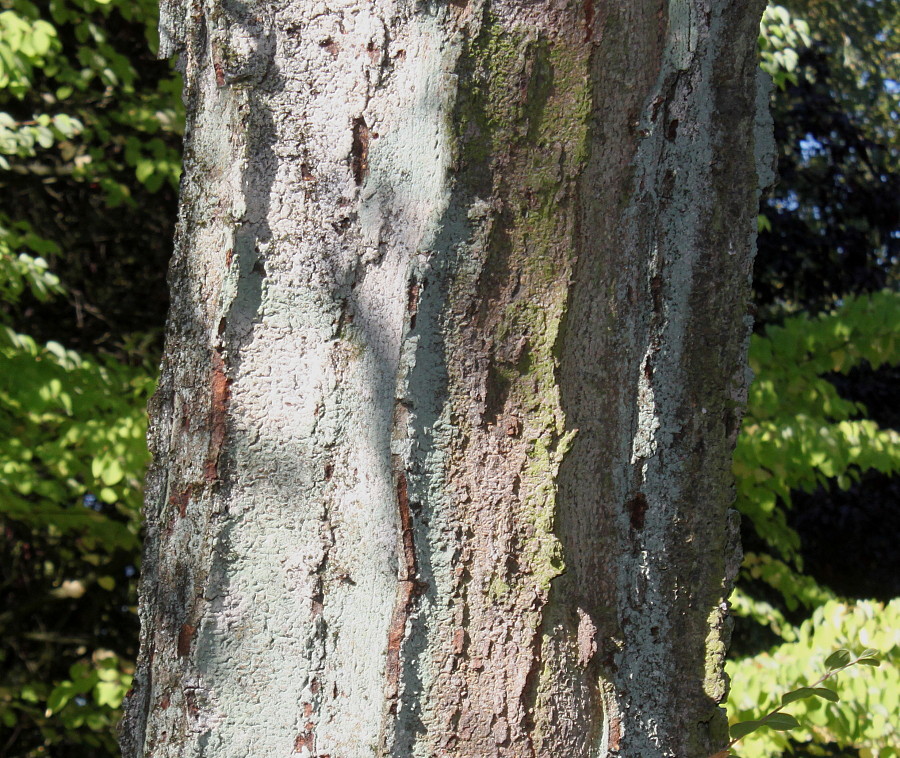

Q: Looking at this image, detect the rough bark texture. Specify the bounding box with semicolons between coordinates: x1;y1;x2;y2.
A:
122;0;772;756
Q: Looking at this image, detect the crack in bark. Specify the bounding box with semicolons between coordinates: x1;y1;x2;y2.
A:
395;471;418;581
176;623;195;658
381;461;427;749
351;116;370;186
204;348;230;482
627;492;649;531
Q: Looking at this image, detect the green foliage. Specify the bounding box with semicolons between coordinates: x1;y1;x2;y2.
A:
1;650;134;754
45;653;133;720
734;291;900;598
0;0;176;753
732;555;835;643
725;649;877;752
0;325;152;539
759;5;812;90
0;6;60;99
784;0;899;158
0;0;183;204
0;0;179;356
730;291;900;755
755;0;898;322
0;215;63;301
727;601;900;757
0;210;153;752
734;7;899;747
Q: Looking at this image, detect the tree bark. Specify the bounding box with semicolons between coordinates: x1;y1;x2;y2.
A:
122;0;772;756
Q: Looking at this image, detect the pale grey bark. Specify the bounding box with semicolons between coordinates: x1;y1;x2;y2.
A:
123;0;771;756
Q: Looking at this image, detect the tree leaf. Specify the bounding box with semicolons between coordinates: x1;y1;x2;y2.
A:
763;712;800;731
45;683;76;715
99;458;123;486
811;687;839;703
730;720;762;740
135;158;155;183
781;687;816;705
824;649;851;669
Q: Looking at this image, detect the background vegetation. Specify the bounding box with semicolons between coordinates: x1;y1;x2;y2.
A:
0;0;177;754
0;0;896;755
728;3;899;755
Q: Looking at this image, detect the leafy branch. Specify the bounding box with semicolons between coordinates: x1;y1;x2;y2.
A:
710;648;882;758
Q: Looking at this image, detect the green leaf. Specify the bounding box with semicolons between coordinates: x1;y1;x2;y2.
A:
811;687;839;703
134;158;154;183
781;687;817;705
96;666;119;682
763;712;800;731
85;711;106;730
730;720;763;740
824;649;852;669
94;680;124;708
20;685;40;703
45;683;76;715
99;458;123;486
857;657;880;666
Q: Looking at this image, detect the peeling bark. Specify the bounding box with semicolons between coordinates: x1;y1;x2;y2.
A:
122;0;772;756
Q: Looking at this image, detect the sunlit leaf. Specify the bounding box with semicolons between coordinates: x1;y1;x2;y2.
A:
730;720;763;740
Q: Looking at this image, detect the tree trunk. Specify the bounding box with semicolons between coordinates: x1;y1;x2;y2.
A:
122;0;771;756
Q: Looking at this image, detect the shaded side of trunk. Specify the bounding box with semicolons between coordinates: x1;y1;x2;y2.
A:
122;1;770;756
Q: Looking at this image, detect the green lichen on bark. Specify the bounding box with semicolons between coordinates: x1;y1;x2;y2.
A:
520;429;578;590
452;14;593;595
488;571;512;600
703;613;729;702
